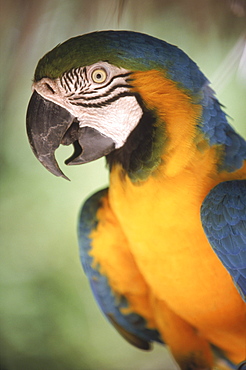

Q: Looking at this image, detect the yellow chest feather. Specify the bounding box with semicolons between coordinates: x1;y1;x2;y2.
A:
108;157;245;326
89;147;245;363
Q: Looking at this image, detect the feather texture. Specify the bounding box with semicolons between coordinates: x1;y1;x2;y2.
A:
78;189;163;349
201;180;246;300
28;30;246;369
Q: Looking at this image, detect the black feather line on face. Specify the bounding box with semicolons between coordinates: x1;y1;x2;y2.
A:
69;83;133;102
69;91;137;108
66;71;74;86
62;76;72;93
73;69;80;90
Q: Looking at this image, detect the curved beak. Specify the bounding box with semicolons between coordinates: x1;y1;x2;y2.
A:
26;91;115;180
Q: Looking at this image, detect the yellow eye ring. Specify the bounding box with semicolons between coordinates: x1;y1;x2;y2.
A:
91;68;107;83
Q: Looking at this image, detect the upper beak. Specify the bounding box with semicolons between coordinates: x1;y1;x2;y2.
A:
26;91;115;180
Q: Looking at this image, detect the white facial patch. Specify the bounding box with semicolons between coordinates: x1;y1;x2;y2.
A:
33;62;143;149
76;95;143;148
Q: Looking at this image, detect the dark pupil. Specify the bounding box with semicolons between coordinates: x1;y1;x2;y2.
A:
96;73;102;80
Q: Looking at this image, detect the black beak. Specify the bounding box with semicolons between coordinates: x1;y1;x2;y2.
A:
26;91;115;180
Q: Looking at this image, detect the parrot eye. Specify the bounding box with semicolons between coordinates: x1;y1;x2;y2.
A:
91;68;107;83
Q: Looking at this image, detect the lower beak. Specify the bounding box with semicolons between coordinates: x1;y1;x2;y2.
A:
26;91;115;180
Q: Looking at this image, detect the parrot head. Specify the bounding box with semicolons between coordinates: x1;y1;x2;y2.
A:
26;30;207;180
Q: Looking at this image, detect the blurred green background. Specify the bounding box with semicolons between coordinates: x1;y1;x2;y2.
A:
1;1;245;369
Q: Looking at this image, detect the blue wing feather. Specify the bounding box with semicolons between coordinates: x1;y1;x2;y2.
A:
78;188;163;349
200;88;246;172
201;180;246;301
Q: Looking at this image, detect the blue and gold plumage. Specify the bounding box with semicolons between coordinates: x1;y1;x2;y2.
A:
79;188;163;350
26;31;246;370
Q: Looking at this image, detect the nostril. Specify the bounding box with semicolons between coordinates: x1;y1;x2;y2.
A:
33;78;59;98
44;82;55;94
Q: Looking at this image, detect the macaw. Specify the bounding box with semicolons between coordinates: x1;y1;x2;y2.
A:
26;31;246;370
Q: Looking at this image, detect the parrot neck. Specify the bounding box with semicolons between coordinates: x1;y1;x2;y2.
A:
106;100;166;181
107;69;206;181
